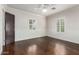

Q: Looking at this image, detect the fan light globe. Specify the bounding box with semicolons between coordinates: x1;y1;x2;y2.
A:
42;9;47;12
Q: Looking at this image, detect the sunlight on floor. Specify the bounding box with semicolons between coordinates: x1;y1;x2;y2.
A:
27;44;37;55
54;43;66;55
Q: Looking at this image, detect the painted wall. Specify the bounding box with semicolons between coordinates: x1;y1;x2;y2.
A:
5;6;46;41
0;4;4;54
47;5;79;44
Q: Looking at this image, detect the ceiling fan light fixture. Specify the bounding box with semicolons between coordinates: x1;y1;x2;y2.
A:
42;8;47;13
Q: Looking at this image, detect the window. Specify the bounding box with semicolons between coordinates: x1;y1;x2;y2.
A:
29;19;36;30
57;19;64;32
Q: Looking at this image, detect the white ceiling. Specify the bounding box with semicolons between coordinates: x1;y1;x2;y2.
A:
7;4;77;16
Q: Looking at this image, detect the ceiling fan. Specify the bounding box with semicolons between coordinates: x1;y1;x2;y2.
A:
35;4;56;12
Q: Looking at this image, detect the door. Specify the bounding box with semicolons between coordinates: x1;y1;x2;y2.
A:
5;12;15;45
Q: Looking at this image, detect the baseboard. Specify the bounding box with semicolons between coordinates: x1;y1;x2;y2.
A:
47;36;79;45
15;36;47;42
15;35;79;45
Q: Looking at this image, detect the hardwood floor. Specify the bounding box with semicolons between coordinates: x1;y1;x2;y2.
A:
2;36;79;55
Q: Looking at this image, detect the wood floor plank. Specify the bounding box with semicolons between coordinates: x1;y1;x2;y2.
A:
2;36;79;55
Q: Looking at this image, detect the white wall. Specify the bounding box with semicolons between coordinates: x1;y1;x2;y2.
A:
47;5;79;44
0;4;4;54
5;6;46;41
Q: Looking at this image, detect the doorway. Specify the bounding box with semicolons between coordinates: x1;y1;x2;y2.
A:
5;12;15;46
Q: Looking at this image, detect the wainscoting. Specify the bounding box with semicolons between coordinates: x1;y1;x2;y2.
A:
2;36;79;55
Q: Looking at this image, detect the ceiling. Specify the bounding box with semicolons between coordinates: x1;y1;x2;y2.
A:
7;4;77;16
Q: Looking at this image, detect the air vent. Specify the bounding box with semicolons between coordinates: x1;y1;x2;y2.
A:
51;7;56;10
